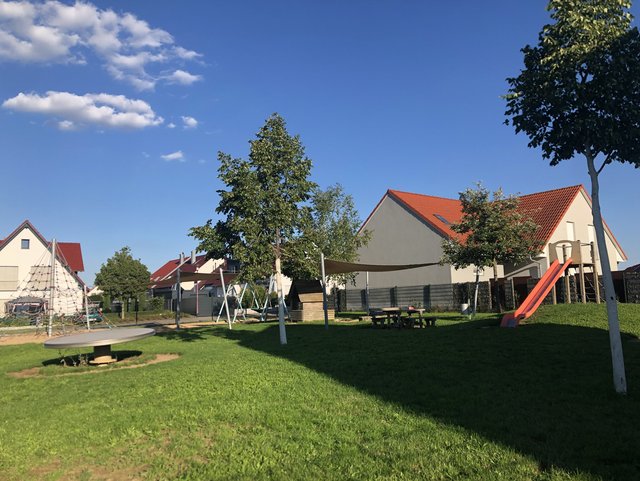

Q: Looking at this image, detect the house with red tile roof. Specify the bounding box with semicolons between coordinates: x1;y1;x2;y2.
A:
354;185;626;289
149;253;244;298
0;220;86;315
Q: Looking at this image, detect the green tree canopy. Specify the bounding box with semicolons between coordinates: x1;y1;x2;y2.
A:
94;247;150;317
190;113;316;344
190;113;316;281
285;183;370;284
441;184;539;314
504;0;640;394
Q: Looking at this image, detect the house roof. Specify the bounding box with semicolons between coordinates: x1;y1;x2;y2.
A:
0;220;85;272
57;242;84;272
150;272;238;289
368;185;626;259
149;254;209;281
0;220;86;286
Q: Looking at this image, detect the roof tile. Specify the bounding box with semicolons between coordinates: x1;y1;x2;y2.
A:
386;185;613;249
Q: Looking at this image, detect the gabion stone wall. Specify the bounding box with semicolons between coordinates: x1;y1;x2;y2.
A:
625;273;640;304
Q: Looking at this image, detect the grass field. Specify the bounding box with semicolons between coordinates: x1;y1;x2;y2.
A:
1;304;639;480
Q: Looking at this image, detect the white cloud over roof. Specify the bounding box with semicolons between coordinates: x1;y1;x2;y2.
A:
2;90;164;129
0;0;203;90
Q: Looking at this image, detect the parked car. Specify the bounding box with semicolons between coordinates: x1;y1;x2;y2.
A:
75;306;104;324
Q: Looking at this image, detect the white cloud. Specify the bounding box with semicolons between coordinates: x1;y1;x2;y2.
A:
2;90;164;129
161;150;184;162
57;119;75;130
181;115;197;129
0;1;203;89
167;69;202;85
167;122;176;129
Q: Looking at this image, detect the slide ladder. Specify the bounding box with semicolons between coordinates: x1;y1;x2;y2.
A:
501;259;572;328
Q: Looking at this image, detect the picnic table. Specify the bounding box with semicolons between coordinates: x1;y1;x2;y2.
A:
369;307;436;329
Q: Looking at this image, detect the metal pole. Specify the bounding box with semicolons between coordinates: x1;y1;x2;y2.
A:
275;234;287;345
260;276;274;322
220;267;232;329
562;245;571;304
365;272;370;314
232;283;248;323
175;265;181;328
84;284;91;330
579;262;586;304
591;242;601;304
48;239;56;337
320;253;329;330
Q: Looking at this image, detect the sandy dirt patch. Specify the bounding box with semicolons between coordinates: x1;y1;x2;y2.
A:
7;353;180;379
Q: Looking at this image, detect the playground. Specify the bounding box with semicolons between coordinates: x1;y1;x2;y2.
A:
1;303;640;481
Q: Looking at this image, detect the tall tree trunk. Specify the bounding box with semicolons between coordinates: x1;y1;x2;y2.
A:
585;151;627;394
275;233;287;345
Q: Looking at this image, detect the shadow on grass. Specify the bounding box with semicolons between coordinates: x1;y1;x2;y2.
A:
42;349;143;366
155;328;210;343
209;319;640;480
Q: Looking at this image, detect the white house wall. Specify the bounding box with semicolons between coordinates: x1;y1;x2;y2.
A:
353;196;452;289
550;190;623;272
504;190;624;279
450;264;503;284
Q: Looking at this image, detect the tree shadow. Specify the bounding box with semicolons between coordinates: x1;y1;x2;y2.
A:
208;320;640;480
155;327;211;343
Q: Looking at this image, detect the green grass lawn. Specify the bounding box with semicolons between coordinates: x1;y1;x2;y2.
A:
1;304;639;480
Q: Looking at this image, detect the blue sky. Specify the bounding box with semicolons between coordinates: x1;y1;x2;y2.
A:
1;0;639;284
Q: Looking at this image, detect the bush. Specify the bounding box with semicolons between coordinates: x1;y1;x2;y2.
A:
146;297;164;311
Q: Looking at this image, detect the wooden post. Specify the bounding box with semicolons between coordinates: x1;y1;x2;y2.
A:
563;245;571;304
320;253;329;330
579;262;586;304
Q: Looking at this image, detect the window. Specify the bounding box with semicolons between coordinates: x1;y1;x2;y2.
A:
434;214;450;225
0;266;19;290
21;239;29;249
588;225;595;244
566;221;575;241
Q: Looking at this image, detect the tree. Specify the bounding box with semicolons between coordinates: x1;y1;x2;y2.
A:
94;247;150;319
190;113;316;344
441;184;540;316
284;183;370;284
504;0;640;394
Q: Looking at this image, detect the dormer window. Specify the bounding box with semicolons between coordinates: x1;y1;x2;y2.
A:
21;239;29;249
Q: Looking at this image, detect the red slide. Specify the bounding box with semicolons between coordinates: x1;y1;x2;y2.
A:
501;259;572;328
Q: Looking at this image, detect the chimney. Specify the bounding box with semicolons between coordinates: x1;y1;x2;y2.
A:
191;250;196;264
179;252;184;264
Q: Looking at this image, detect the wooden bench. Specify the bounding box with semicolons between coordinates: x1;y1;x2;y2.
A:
423;316;437;327
369;310;388;328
